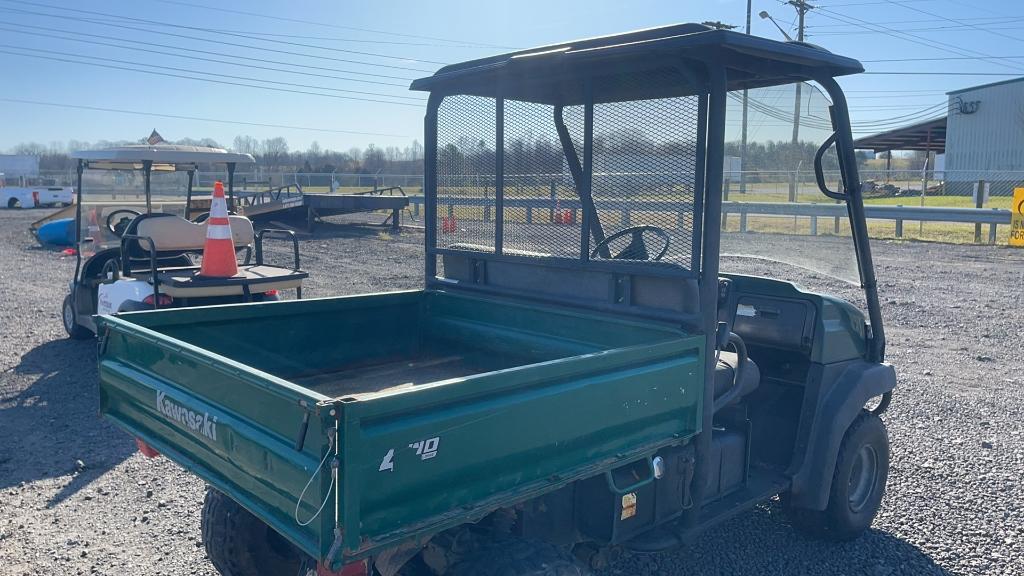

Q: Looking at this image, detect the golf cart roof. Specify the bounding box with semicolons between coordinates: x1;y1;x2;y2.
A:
71;144;255;171
410;23;863;104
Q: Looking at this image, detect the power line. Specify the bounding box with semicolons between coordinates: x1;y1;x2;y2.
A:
863;71;1024;76
0;23;411;88
816;0;940;6
0;5;437;73
148;0;514;49
812;24;1024;35
0;97;412;137
813;7;1024;73
0;0;449;65
0;18;419;82
810;15;1024;28
162;26;489;49
863;55;1024;63
887;0;1024;45
0;48;424;106
0;43;424;101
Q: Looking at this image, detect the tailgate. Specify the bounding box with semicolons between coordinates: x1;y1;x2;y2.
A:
333;334;703;559
96;316;340;562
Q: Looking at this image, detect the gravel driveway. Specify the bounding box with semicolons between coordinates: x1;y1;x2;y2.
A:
1;208;1022;575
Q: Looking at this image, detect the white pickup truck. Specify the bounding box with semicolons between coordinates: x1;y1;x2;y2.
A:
1;185;74;208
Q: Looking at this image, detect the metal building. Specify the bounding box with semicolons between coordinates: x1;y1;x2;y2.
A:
855;77;1024;196
944;77;1024;194
0;154;40;181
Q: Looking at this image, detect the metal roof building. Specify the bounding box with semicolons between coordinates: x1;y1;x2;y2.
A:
944;77;1024;175
855;76;1024;195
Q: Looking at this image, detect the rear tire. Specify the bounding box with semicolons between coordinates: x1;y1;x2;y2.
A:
62;294;93;340
447;539;590;576
201;488;310;576
784;411;889;541
7;197;20;209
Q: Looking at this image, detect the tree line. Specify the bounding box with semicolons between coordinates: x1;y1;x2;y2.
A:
7;133;871;176
5;136;424;175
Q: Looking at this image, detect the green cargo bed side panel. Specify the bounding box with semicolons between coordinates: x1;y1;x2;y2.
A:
97;319;339;561
97;290;704;564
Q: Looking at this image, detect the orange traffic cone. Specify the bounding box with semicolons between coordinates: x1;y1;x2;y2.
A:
442;216;457;233
199;181;239;277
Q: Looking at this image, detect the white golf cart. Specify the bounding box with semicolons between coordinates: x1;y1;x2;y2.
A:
62;144;307;339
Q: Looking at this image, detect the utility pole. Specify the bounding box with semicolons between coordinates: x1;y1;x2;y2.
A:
741;0;751;194
786;0;813;202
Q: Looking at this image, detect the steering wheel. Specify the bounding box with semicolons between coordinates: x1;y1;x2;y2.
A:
105;209;141;237
590;225;671;261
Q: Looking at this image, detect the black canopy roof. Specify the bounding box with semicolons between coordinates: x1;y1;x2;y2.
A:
410;23;863;104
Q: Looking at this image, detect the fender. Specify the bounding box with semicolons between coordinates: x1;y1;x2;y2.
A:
789;361;896;510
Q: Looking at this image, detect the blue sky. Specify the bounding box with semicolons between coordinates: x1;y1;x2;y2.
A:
1;0;1023;153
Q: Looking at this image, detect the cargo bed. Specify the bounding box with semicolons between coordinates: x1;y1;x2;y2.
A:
97;290;704;564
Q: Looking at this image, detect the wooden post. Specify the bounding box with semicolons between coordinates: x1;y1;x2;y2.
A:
895;205;903;238
739;211;747;233
810;215;818;236
526;206;533;224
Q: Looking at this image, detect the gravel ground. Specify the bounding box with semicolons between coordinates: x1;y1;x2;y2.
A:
1;207;1023;576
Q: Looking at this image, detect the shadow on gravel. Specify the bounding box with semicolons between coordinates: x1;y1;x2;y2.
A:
0;338;135;507
614;504;951;576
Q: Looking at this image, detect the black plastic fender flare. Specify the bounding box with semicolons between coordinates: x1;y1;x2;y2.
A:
789;361;896;510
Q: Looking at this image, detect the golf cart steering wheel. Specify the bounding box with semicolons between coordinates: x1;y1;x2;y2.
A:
590;225;671;261
106;209;142;237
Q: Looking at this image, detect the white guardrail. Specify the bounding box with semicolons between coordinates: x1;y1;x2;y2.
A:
406;198;1012;244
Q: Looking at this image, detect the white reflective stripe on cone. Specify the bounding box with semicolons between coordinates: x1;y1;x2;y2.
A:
207;224;233;240
210;197;229;218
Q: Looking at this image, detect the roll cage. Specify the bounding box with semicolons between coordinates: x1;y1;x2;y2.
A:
411;23;884;365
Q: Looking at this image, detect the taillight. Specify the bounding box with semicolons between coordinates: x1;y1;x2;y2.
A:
263;289;279;297
317;559;367;576
143;294;173;307
135;438;160;459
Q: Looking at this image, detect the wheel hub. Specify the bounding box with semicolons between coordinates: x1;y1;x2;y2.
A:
848;444;878;513
63;300;75;331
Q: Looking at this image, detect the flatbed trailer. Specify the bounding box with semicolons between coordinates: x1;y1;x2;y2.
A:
232;184;411;231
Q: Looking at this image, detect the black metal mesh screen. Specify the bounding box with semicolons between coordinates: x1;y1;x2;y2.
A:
584;96;700;268
434;90;700;271
502;100;583;257
436;95;497;251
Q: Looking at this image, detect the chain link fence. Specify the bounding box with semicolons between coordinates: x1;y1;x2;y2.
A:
31;167;1023;244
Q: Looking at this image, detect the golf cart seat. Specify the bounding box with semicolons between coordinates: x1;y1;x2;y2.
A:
120;213;307;299
123;212;254;258
714;351;760;404
147;265;308;298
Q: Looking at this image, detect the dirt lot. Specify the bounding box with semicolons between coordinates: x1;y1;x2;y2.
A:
1;207;1022;576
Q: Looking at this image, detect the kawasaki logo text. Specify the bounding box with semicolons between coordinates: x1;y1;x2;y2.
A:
156;391;218;442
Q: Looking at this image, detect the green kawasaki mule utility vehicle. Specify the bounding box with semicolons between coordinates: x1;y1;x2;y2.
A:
96;24;895;576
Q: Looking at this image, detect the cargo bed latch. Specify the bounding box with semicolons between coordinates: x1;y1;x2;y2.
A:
294;403;311;452
97;326;111;356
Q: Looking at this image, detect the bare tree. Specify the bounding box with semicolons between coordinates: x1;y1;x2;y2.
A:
232;135;260;156
261;137;289;170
